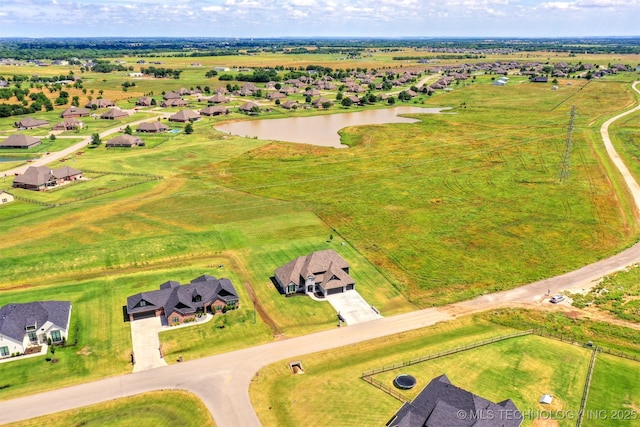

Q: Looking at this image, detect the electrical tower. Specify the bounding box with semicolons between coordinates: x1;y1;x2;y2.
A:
558;106;577;183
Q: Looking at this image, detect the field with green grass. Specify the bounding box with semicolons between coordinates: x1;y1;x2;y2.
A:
1;48;639;411
5;390;215;427
250;314;638;427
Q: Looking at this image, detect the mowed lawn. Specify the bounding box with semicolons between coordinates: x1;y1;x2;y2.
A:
251;317;636;427
5;390;215;427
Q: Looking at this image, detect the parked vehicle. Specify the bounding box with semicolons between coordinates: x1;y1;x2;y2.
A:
550;295;565;303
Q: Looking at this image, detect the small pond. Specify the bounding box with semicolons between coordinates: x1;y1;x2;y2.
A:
214;106;450;148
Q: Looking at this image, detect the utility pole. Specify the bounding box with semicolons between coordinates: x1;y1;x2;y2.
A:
558;106;577;184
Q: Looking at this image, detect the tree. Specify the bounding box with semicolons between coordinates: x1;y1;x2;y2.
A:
71;96;80;107
90;133;101;146
184;123;194;135
49;134;56;141
124;125;132;135
322;101;332;109
341;97;353;107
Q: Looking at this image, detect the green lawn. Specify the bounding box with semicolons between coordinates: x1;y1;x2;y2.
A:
250;315;638;427
5;390;215;427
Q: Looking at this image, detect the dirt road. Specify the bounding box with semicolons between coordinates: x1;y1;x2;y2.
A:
0;83;639;426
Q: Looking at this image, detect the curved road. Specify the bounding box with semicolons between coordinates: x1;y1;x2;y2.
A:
0;83;639;426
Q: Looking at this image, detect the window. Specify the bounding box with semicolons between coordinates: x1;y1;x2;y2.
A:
28;331;37;343
192;295;202;303
51;330;62;342
0;346;8;357
139;300;147;307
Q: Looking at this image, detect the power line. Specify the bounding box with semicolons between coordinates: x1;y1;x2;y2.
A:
557;106;577;184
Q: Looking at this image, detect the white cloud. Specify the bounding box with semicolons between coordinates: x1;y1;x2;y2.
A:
202;5;223;12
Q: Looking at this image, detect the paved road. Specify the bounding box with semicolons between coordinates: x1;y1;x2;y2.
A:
0;83;639;426
1;112;166;177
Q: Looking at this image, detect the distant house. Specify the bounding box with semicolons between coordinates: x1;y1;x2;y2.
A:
281;100;300;110
0;301;72;357
200;106;227;116
53;118;83;131
60;107;91;118
0;134;41;149
126;275;239;325
14;117;49;129
311;97;333;108
100;108;129;120
168;109;200;122
0;190;14;205
136;96;152;107
274;249;355;297
106;134;143;148
13;165;82;191
163;91;182;100
86;98;114;108
208;93;229;104
238;102;259;114
160;98;188;108
386;374;522;427
137;121;168;133
530;76;549;83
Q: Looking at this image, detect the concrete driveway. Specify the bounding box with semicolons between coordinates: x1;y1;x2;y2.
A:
130;316;167;372
326;290;382;325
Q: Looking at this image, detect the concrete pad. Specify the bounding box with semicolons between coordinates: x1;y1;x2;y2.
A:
326;290;382;325
130;316;167;372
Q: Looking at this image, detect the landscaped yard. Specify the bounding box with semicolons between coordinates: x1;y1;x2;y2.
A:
250;315;638;427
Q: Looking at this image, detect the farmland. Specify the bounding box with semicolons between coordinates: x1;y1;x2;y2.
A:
0;38;639;424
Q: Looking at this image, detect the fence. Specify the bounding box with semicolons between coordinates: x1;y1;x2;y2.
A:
576;346;599;427
533;329;640;362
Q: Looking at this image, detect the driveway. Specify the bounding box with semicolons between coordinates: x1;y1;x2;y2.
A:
129;316;167;372
326;290;382;325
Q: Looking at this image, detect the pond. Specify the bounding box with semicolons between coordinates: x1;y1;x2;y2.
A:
214;106;450;148
0;156;32;163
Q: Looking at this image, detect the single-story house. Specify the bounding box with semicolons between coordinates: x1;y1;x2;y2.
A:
200;106;227;116
13;165;82;191
60;107;91;118
168;109;200;122
126;275;239;325
0;301;72;357
281;100;300;109
530;76;549;83
0;134;42;149
14;117;49;129
136;96;152;106
274;249;355;297
86;98;114;108
0;190;14;205
53;118;83;131
137;121;169;133
160;98;188;108
208;93;229;104
387;374;522;427
238;102;259;113
163;91;181;100
100;108;129;120
106;134;143;147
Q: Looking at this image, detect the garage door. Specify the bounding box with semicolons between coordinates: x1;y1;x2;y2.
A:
132;311;156;321
327;287;343;295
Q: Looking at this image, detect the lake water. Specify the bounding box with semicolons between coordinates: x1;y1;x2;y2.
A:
214;106;450;148
0;156;31;163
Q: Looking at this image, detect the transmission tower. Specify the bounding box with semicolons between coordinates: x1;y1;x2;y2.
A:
558;106;577;183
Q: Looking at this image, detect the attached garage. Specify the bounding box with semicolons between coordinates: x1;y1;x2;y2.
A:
131;311;156;321
326;287;344;296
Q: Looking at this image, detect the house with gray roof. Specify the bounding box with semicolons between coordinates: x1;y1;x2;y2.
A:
0;134;42;149
14;117;49;129
106;134;143;148
274;249;355;297
126;275;239;325
0;301;72;357
100;108;129;120
387;374;522;427
168;109;200;122
137;121;168;133
13;165;82;191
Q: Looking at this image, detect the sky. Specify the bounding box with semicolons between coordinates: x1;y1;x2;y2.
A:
0;0;638;38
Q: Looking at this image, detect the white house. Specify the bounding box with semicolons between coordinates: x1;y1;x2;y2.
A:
0;191;14;205
0;301;72;357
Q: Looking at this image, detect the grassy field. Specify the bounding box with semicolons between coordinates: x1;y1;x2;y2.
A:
211;75;640;306
0;50;639;411
5;390;215;427
250;314;638;427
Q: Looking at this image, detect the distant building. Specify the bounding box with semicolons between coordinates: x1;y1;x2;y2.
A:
0;190;14;205
13;165;82;191
106;134;143;148
14;117;49;129
137;121;168;133
0;134;41;149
